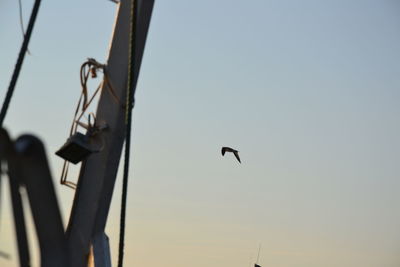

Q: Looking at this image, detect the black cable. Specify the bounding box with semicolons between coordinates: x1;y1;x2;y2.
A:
118;0;137;266
0;0;42;127
18;0;31;55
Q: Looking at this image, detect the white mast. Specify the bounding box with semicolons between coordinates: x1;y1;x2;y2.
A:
65;1;154;266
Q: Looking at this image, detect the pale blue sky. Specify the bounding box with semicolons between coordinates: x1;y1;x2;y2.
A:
0;0;400;266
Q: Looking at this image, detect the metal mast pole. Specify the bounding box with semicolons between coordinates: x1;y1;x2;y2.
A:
65;0;154;266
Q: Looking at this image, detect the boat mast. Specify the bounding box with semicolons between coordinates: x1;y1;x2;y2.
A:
65;0;154;266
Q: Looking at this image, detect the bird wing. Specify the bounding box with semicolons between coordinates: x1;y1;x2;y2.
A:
221;147;226;155
233;151;241;163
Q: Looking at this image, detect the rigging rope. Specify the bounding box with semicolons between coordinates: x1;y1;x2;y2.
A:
60;58;121;189
118;0;137;265
0;0;42;127
0;1;41;250
18;0;31;55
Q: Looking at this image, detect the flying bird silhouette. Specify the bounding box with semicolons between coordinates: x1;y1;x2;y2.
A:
221;146;241;163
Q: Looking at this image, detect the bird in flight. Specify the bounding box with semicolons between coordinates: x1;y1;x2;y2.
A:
221;146;241;163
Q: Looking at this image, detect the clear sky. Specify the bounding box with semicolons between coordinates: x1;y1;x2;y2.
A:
0;0;400;266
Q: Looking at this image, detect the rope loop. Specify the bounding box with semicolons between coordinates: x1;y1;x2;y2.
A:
60;58;121;189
